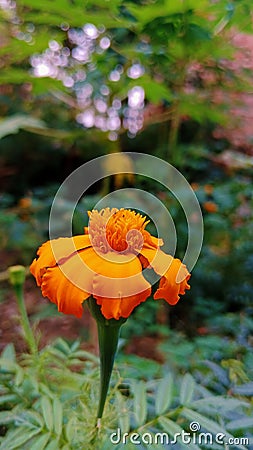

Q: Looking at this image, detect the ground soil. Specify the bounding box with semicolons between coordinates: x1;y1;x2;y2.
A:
0;275;164;362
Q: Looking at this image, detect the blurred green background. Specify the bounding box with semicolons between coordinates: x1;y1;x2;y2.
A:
1;0;252;328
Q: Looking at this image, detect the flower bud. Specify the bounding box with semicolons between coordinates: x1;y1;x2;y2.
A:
8;265;26;287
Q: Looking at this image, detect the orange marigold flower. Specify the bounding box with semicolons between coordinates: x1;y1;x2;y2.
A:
191;182;199;191
30;208;190;320
19;197;32;209
203;201;218;213
204;184;214;195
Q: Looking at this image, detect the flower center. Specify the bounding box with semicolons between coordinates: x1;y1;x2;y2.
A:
88;208;152;253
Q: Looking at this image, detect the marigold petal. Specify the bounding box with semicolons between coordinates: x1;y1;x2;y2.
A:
154;259;190;305
139;246;190;305
88;251;151;299
90;252;151;319
41;264;90;318
39;246;151;319
30;235;91;285
139;247;174;275
95;288;151;320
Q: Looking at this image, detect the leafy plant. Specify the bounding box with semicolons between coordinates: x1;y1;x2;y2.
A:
1;339;252;450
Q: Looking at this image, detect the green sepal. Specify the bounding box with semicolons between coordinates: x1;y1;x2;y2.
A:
86;297;127;422
86;296;127;327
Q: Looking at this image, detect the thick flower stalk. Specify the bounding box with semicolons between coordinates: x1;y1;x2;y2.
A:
30;208;190;423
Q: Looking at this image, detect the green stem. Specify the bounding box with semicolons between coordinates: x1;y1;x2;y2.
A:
14;283;37;355
9;266;38;354
86;297;126;426
96;321;122;421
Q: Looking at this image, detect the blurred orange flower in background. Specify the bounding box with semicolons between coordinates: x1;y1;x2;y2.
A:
30;208;190;320
203;201;218;213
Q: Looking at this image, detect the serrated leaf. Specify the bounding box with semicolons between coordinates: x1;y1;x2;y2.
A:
133;381;147;427
41;397;53;431
158;417;201;450
155;373;174;415
179;374;196;405
53;397;63;436
29;433;51;450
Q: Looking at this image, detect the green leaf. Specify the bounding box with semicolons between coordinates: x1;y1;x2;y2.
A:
0;69;33;84
70;350;99;363
28;433;51;450
53;338;71;356
132;381;147;427
232;382;253;396
155;373;174;415
116;391;130;434
14;367;24;386
0;115;46;139
44;438;60;450
1;343;16;361
69;340;81;353
0;428;41;450
126;0;208;28
64;417;76;442
0;411;15;425
179;374;196;405
0;394;18;406
227;417;253;431
53;397;63;436
118;412;130;436
182;407;226;434
140;76;172;103
192;396;248;413
0;358;17;373
41;397;53;432
39;383;55;399
22;410;44;428
181;408;249;450
158;417;201;450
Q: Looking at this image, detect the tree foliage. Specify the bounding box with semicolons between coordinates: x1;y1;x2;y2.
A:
1;0;253;152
